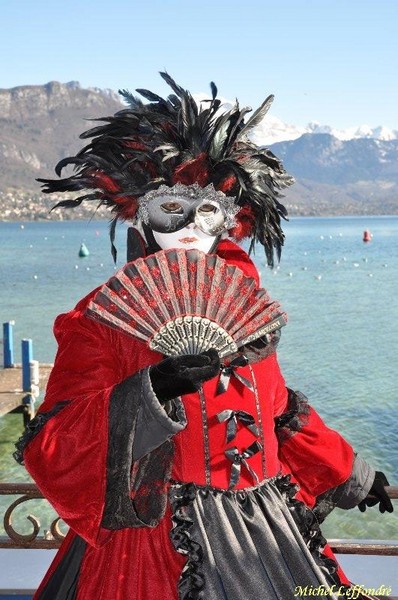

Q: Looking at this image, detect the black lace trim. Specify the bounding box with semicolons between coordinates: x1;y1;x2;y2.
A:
169;483;205;600
230;330;281;365
169;476;348;597
275;388;311;443
313;485;346;524
13;401;70;465
275;475;342;587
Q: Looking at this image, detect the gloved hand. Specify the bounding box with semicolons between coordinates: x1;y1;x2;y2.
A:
358;471;394;514
149;349;220;402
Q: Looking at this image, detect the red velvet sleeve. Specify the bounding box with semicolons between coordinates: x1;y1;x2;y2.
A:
275;389;354;508
21;296;186;546
23;306;123;547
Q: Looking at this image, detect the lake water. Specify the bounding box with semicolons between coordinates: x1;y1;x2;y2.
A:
0;216;397;541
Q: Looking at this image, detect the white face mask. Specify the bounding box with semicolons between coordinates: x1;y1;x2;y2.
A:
152;223;218;253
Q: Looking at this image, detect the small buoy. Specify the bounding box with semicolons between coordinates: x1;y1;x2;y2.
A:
33;274;38;280
78;242;90;257
363;229;372;243
20;224;25;229
315;275;322;280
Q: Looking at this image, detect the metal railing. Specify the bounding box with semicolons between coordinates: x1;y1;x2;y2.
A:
1;482;397;554
0;483;65;549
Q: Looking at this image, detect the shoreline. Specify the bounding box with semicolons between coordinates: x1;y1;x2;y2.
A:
1;213;397;224
1;189;397;222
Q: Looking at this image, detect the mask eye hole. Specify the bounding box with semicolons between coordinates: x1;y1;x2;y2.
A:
160;201;183;214
198;203;218;214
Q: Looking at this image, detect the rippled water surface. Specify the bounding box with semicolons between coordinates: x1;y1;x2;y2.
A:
0;216;397;540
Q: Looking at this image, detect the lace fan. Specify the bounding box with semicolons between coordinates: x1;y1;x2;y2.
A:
86;249;286;358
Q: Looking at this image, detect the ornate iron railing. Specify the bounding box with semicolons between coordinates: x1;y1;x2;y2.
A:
1;482;397;553
0;483;65;549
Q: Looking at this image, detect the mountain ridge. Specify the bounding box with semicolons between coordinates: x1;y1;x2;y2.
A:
0;81;397;219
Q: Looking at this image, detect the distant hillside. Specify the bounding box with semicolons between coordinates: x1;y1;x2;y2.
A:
0;81;124;191
271;134;398;216
0;81;397;218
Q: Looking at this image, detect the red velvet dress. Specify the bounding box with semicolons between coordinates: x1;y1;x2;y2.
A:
20;241;371;600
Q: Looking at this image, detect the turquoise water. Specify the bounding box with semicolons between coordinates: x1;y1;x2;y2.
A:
0;216;397;540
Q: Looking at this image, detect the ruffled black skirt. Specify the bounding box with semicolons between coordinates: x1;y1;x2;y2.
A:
169;475;344;600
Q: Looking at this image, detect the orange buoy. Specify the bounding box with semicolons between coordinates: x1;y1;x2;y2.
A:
363;229;372;243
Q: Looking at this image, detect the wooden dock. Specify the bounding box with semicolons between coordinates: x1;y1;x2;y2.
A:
0;364;53;420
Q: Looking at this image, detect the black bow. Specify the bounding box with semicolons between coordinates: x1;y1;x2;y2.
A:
217;409;259;443
216;355;253;395
225;441;263;488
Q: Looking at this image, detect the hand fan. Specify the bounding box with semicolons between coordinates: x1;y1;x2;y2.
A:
86;249;287;358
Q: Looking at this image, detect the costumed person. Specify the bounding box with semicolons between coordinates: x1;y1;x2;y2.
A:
15;73;393;600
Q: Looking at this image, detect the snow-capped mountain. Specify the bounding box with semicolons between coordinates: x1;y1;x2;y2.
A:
193;93;398;144
249;114;398;145
0;82;397;216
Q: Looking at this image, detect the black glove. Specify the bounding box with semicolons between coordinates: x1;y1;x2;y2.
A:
358;471;394;514
149;349;220;402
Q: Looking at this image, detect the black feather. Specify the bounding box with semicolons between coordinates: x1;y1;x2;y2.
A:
109;217;118;263
159;72;186;99
136;88;164;103
210;81;217;100
37;73;293;266
238;94;274;138
50;197;85;210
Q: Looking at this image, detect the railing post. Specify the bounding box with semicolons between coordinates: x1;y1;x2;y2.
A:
3;321;15;368
21;339;39;425
21;339;33;392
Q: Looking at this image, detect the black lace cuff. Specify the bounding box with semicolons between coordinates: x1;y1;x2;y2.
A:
233;330;282;365
14;401;70;465
274;388;310;444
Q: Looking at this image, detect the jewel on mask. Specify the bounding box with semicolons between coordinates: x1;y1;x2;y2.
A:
194;199;228;235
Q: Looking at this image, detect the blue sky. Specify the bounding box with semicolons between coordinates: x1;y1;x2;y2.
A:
1;0;397;130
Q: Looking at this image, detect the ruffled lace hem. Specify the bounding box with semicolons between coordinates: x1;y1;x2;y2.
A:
168;475;344;599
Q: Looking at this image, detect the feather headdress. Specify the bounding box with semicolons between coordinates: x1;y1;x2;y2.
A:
38;72;294;266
